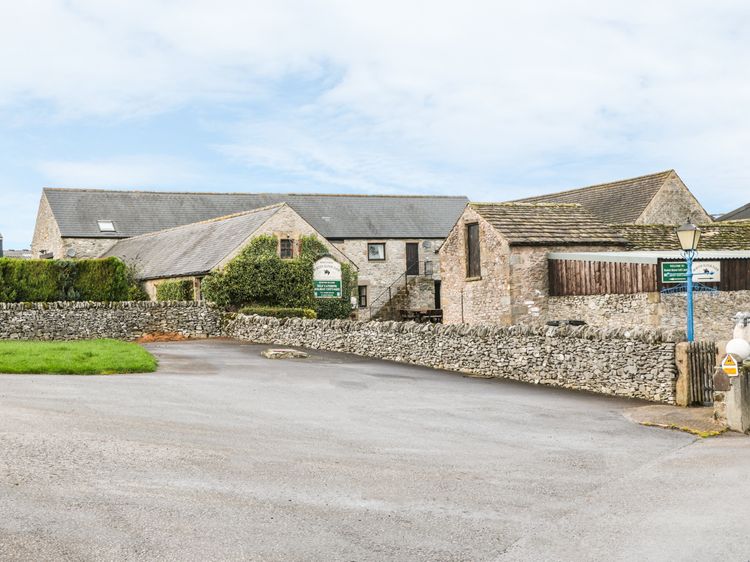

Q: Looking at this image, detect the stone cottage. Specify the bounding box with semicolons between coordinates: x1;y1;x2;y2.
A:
33;188;467;317
103;204;353;300
439;202;627;325
515;170;712;225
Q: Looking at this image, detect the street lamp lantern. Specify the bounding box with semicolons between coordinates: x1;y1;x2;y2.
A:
676;222;701;252
675;220;701;342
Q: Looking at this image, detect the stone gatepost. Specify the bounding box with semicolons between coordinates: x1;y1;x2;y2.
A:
718;360;750;433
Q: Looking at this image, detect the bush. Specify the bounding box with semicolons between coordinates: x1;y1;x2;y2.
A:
156;279;194;301
239;306;317;319
201;235;356;319
0;257;139;303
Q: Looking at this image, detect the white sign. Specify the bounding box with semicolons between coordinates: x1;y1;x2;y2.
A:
692;261;721;282
313;257;342;299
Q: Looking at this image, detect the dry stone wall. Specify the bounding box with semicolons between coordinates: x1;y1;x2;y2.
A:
0;301;683;403
548;290;750;342
226;314;681;403
0;301;222;341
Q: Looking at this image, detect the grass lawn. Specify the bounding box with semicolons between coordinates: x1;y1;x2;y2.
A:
0;339;158;375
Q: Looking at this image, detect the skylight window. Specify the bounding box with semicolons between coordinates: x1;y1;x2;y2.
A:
97;220;116;232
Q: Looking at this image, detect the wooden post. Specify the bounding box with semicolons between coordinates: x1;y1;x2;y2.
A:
675;342;691;407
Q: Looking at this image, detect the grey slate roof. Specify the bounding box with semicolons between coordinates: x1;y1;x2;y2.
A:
103;205;283;280
718;202;750;222
471;202;628;246
43;188;469;240
513;170;674;224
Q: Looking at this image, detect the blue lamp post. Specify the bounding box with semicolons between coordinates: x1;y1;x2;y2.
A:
676;221;702;342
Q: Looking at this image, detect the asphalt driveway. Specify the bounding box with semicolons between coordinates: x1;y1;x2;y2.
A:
1;339;749;561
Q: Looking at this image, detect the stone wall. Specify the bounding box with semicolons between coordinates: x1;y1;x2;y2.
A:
225;314;681;403
548;290;750;342
31;193;65;259
0;301;222;341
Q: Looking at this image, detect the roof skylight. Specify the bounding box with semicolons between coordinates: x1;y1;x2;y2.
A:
97;220;116;232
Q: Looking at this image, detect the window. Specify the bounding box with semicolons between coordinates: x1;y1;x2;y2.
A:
279;239;294;259
368;242;386;261
466;223;481;278
97;220;116;232
358;285;368;308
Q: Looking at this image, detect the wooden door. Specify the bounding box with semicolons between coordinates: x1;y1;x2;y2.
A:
406;243;419;275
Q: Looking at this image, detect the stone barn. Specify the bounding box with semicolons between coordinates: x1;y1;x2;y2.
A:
515;170;712;225
439;202;627;325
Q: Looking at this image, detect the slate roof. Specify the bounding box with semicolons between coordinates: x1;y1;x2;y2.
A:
513;170;674;224
717;202;750;222
103;205;284;280
470;203;628;246
616;223;750;251
43;188;469;240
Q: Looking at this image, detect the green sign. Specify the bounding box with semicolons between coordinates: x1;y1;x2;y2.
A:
313;256;343;298
313;279;342;298
661;262;688;283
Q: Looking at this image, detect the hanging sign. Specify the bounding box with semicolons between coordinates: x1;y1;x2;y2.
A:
313;256;342;299
661;261;721;284
721;354;739;377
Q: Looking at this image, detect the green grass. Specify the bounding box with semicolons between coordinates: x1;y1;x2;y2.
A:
0;339;158;375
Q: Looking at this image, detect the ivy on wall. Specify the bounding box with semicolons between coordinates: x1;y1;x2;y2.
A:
201;235;356;319
0;257;146;303
155;279;194;302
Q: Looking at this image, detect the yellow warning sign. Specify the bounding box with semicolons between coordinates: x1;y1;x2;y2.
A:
722;354;739;377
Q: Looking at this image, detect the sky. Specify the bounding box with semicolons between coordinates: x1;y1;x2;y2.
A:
1;1;749;248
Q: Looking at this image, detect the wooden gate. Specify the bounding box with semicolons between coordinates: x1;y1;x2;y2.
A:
686;341;717;405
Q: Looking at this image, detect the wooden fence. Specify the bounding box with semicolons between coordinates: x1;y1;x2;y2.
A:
550;257;750;296
548;260;657;296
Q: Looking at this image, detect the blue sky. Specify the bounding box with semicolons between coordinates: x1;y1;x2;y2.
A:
2;1;749;248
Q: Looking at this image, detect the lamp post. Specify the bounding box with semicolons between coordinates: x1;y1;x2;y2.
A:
676;221;702;342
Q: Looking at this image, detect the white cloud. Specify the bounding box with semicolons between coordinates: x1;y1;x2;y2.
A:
0;1;749;209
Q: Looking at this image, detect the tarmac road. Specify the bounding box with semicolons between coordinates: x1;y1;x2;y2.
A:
1;339;749;561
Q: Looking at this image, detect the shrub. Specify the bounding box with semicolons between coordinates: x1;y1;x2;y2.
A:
0;257;138;303
239;306;317;319
201;235;356;319
156;279;194;301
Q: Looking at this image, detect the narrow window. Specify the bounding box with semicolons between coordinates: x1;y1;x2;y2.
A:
280;239;294;259
97;220;116;232
466;223;481;278
368;243;386;261
358;285;368;308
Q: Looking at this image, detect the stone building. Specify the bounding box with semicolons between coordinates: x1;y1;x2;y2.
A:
32;188;467;316
515;170;712;225
439;202;627;325
104;204;353;300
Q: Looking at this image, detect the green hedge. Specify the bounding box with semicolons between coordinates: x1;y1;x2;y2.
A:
0;257;145;303
156;279;194;301
202;235;356;319
239;306;317;319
